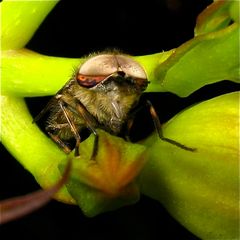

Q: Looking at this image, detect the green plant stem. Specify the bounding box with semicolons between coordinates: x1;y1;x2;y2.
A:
0;95;73;203
1;49;81;96
1;1;59;50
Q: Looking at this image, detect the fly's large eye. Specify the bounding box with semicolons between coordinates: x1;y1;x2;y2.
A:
116;55;147;79
78;53;149;90
77;74;107;88
116;55;149;91
77;54;120;88
79;54;119;76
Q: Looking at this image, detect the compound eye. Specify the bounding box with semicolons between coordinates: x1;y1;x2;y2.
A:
79;54;119;76
77;74;107;88
116;55;147;79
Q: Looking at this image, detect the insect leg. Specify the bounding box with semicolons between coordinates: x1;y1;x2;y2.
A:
146;100;196;151
124;118;134;141
91;133;99;160
47;131;72;154
59;101;81;156
74;101;99;159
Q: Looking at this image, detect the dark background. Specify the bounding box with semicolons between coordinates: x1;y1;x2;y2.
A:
1;0;239;239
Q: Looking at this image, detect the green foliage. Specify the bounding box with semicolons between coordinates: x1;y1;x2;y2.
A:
141;92;239;239
1;1;239;239
1;1;58;50
59;130;146;217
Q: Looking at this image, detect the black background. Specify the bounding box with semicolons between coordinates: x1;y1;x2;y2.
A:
1;0;239;239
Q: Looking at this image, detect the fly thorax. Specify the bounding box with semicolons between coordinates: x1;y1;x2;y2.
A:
95;86;140;134
72;76;143;134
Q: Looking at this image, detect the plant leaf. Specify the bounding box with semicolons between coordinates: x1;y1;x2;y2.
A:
153;23;239;97
195;0;233;36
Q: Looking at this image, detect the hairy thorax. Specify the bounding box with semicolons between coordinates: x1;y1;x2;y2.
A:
71;81;140;134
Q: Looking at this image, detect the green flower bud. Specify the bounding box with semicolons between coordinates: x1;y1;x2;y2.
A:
140;92;239;239
59;130;147;217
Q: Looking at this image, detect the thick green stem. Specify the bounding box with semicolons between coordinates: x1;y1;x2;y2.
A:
0;95;73;203
1;1;59;50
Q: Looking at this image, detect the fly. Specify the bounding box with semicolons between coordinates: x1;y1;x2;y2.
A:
34;52;195;158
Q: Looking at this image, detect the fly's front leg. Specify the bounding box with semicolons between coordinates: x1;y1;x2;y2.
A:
91;131;99;160
124;118;134;142
146;100;196;152
74;101;99;160
47;131;72;154
59;100;81;156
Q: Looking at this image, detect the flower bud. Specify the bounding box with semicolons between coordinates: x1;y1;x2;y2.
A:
59;130;147;217
140;92;239;239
